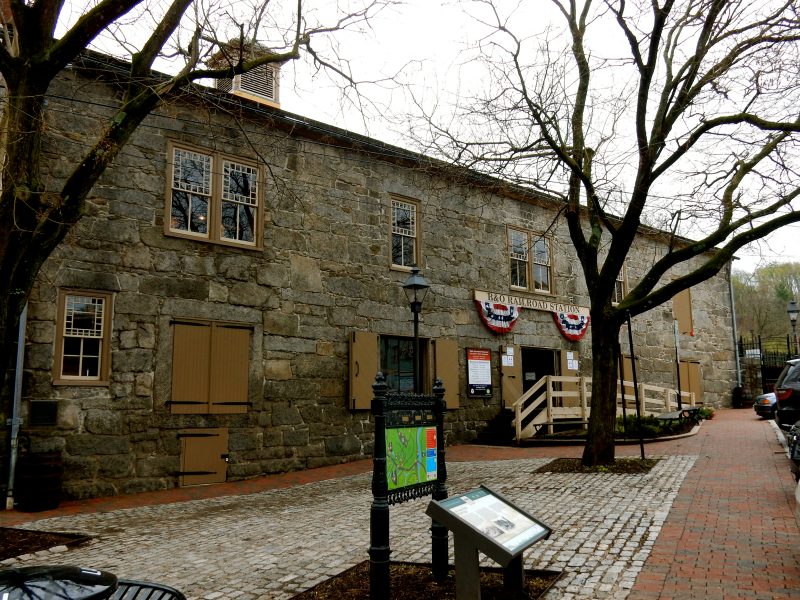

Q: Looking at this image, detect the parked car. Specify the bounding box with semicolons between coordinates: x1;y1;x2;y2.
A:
788;420;800;482
775;359;800;429
753;392;777;419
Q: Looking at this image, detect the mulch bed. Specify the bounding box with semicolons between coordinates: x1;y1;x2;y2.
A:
0;528;90;561
291;561;561;599
534;457;659;474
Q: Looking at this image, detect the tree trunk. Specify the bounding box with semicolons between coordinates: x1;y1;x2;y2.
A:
582;315;622;466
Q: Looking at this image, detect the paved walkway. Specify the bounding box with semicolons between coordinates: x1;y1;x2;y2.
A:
0;409;798;599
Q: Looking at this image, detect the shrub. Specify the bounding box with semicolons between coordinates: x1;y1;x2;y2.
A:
614;415;664;438
697;406;715;420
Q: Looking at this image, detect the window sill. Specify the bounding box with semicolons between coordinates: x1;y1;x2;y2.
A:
390;264;416;273
165;230;263;251
52;379;110;387
510;286;555;298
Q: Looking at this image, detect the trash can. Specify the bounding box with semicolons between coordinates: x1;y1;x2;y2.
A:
14;450;64;512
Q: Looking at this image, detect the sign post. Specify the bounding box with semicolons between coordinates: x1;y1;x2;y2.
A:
426;485;552;600
369;373;448;599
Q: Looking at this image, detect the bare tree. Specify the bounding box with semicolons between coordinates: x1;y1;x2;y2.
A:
407;0;800;464
734;262;800;343
0;0;386;415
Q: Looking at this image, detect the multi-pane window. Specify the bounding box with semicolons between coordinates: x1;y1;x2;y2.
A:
509;229;529;289
391;198;418;267
380;336;416;392
380;335;433;393
613;266;627;304
168;144;260;247
54;291;112;384
508;228;552;293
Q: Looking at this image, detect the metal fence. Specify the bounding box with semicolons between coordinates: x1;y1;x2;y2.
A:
738;335;795;394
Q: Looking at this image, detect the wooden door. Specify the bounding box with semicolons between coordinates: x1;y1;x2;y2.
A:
179;428;228;486
500;344;522;409
679;360;704;404
559;349;580;406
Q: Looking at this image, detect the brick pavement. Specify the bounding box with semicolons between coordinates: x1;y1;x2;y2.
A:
0;408;798;599
626;408;800;600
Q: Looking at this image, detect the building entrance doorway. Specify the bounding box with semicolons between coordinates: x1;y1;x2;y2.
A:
521;347;558;393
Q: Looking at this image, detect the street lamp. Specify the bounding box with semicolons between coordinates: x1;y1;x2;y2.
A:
402;266;430;393
788;301;799;356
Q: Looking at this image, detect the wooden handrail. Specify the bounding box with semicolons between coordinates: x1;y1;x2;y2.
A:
512;375;698;442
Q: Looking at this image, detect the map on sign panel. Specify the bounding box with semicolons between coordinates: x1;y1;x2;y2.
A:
386;425;437;490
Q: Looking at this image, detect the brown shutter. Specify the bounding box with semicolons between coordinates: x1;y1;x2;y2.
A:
672;289;694;335
433;338;460;409
209;324;251;414
349;331;379;410
500;344;522;409
178;428;228;486
171;323;211;414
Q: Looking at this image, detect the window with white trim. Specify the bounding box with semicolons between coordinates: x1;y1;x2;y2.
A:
54;290;112;384
168;144;261;247
391;198;418;267
613;266;627;304
508;228;552;293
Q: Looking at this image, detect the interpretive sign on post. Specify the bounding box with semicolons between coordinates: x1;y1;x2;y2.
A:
385;405;438;500
369;373;448;600
426;485;552;600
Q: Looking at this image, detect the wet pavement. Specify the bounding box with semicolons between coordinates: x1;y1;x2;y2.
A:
1;409;798;599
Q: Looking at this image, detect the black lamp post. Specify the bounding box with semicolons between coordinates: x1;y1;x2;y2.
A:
402;266;430;393
788;301;799;356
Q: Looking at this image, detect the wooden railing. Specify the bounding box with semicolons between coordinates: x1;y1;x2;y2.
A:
512;375;697;442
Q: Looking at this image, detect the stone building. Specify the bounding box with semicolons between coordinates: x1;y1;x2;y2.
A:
3;52;737;501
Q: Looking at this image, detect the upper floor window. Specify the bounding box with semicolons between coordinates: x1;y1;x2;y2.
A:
391;198;418;268
167;143;261;248
53;290;113;385
613;266;627;304
508;228;552;293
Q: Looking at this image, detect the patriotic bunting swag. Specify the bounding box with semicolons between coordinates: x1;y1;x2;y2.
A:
553;312;591;341
475;300;521;334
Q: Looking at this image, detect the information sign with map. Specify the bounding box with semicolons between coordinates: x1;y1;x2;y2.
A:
386;425;437;490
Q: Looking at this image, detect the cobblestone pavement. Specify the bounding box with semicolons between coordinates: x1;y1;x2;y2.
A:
3;455;694;600
3;409;799;599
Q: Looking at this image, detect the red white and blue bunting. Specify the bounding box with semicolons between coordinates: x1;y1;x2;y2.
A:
553;312;591;341
475;300;522;334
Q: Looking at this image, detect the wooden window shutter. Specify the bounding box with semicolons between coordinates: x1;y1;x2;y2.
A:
209;324;251;414
433;339;460;409
171;323;211;414
672;289;694;335
349;331;379;410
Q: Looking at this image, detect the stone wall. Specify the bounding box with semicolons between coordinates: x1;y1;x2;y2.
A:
8;66;737;500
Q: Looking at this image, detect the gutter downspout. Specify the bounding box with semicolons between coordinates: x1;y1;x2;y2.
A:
728;262;742;387
6;302;26;510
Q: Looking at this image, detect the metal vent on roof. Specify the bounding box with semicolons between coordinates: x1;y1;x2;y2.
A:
216;63;279;107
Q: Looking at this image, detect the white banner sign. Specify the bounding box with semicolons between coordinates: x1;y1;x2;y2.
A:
474;290;589;317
